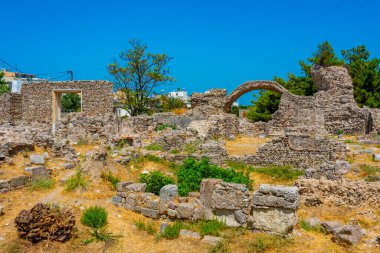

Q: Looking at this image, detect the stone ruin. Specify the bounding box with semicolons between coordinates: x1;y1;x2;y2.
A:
112;179;300;234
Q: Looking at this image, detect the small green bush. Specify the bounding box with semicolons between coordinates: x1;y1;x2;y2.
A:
344;139;354;144
200;220;225;236
65;170;87;191
145;143;163;151
336;129;344;135
155;124;177;131
249;233;294;253
139;171;175;195
160;221;182;239
177;157;252;196
133;219;157;235
30;177;55;191
254;166;303;180
170;149;180;154
81;206;108;229
77;138;88;146
102;172;121;189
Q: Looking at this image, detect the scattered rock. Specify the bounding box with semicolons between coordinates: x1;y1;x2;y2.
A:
321;221;342;234
29;154;45;165
160;184;178;214
126;183;147;192
179;229;201;239
201;235;223;246
160;222;169;233
305;217;321;227
332;225;363;246
60;163;76;170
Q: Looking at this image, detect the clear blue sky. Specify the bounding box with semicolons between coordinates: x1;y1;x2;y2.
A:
1;0;380;105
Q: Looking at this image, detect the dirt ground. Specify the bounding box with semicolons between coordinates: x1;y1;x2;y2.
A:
0;140;379;253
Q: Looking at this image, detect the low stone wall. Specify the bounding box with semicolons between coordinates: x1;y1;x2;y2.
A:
0;93;22;123
239;134;346;169
112;179;300;233
296;177;380;207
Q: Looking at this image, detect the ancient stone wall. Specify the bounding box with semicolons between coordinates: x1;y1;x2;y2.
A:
239;134;346;169
190;89;227;115
21;81;114;123
369;108;380;134
0;93;22;123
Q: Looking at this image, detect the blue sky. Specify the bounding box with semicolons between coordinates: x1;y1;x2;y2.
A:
1;0;380;105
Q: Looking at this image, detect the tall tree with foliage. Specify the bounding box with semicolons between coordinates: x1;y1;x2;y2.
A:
108;39;175;116
342;45;380;108
246;41;345;122
61;93;81;112
0;71;10;95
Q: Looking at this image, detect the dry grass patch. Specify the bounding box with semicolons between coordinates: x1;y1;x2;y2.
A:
225;136;271;156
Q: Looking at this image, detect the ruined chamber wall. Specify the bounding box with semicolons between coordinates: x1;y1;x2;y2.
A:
0;93;22;123
21;81;114;123
240;134;347;169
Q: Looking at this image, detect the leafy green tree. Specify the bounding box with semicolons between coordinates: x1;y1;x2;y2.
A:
61;93;81;112
246;41;343;122
108;39;175;116
231;105;239;117
160;95;184;112
0;71;10;95
342;45;380;108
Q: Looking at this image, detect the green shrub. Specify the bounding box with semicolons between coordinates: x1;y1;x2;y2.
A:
336;129;344;135
200;220;225;236
249;233;294;253
170;149;180;154
101;172;120;189
155;124;177;131
81;206;108;229
254;166;303;180
133;219;158;235
146;154;165;163
344;139;354;144
65;170;87;191
30;177;55;191
160;221;182;239
77;138;88;146
145;143;163;151
177;157;252;196
139;171;175;195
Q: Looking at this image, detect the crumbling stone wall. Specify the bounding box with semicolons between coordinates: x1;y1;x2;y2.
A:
239;134;346;169
369;108;380;134
191;89;227;115
21;81;114;123
0;93;22;123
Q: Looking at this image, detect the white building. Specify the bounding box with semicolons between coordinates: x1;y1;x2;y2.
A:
2;69;42;93
168;90;188;101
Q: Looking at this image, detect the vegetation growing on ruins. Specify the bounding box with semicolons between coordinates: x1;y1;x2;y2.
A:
199;219;225;236
145;143;164;151
134;219;157;235
158;221;183;239
29;177;55;191
108;39;175;116
102;172;121;190
177;157;252;196
248;233;294;253
81;206;115;244
65;170;87;191
254;166;304;181
247;41;380;122
139;171;175;195
0;71;9;95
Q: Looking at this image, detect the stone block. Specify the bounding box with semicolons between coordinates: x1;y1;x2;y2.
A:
10;176;29;188
176;203;194;219
60;163;76;169
373;154;380;162
180;229;201;240
251;207;297;233
211;182;249;210
214;209;240;227
116;181;133;192
160;222;169;233
200;179;223;209
126;183;147;192
332;225;363;246
25;166;49;180
159;184;178;214
252;184;300;210
30;155;45;165
202;235;223;246
140;207;159;218
111;195;122;205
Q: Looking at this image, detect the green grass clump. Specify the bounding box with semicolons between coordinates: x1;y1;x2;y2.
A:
65;170;87;191
183;141;199;154
200;220;225;236
81;206;116;244
248;233;294;253
177;157;252;196
155;124;177;131
226;160;254;173
299;220;323;232
30;177;55;191
146;154;165;163
134;219;157;235
139;171;175;195
159;221;182;239
101;172;121;189
170;149;180;154
344;139;354;144
77;138;88;146
360;164;380;182
254;166;303;180
145;143;163;151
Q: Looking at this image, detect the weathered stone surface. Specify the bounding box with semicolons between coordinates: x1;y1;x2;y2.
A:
305;217;322;227
332;225;364;246
25;166;49;180
321;221;343;234
160;184;178;214
61;163;76;170
251;207;298;234
296;178;380;207
139;207;159;218
176;203;195;219
305;160;350;180
211;182;249;210
214;209;240;227
201;235;223;246
234;210;247;224
252;184;300;210
116;181;133;192
30;154;45;165
126;183;147;193
160;222;169;233
179;229;201;240
9;176;29;188
200;179;223;209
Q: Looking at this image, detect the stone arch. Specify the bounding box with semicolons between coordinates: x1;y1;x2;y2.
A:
224;80;289;111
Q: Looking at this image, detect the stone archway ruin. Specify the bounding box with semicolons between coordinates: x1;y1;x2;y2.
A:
224;80;288;111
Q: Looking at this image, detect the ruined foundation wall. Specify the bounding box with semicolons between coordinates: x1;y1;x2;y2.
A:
21;81;114;123
240;134;347;169
0;93;22;123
